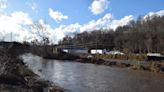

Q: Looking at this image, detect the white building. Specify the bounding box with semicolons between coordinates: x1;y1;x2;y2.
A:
106;50;125;55
90;49;106;54
147;53;163;57
62;48;88;54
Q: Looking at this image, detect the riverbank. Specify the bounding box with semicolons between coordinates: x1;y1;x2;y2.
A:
81;53;147;61
32;49;164;73
0;52;66;92
1;42;164;74
17;44;164;73
75;55;164;73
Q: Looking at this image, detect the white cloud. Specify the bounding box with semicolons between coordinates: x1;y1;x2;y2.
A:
11;11;33;25
80;14;133;32
50;13;133;43
49;8;68;22
89;0;109;15
80;13;113;32
0;10;78;44
1;8;163;44
156;10;164;16
0;11;34;42
109;15;134;30
0;11;133;44
0;11;55;43
30;20;79;44
54;13;132;36
144;10;164;19
0;0;7;9
52;23;81;43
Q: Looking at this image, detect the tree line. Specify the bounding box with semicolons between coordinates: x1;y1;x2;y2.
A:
59;15;164;54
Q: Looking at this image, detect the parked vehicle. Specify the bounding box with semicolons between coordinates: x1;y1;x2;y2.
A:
147;53;164;61
106;50;125;55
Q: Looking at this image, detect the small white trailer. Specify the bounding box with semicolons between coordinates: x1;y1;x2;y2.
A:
90;49;106;54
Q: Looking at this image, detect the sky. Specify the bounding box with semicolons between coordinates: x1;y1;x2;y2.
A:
0;0;164;44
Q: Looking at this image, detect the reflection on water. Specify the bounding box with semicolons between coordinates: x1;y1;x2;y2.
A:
22;53;164;92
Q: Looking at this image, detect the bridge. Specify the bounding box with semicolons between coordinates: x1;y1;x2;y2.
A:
55;42;114;49
51;42;113;54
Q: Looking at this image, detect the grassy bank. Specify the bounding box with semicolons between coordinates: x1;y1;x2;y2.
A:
79;54;164;73
81;53;147;61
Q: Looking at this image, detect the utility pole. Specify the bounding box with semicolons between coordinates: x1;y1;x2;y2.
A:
10;32;12;42
96;31;98;53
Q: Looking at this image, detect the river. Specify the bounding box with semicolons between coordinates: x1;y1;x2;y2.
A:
21;53;164;92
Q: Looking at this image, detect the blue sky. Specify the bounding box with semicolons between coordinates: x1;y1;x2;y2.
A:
0;0;164;43
110;0;164;18
5;0;164;27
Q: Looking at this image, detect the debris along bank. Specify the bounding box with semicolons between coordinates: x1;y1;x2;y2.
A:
0;51;66;92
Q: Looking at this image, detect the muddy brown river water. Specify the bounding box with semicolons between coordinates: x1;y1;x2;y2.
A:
22;54;164;92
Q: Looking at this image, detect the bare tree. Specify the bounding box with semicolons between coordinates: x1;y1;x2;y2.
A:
30;21;50;46
59;15;164;54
